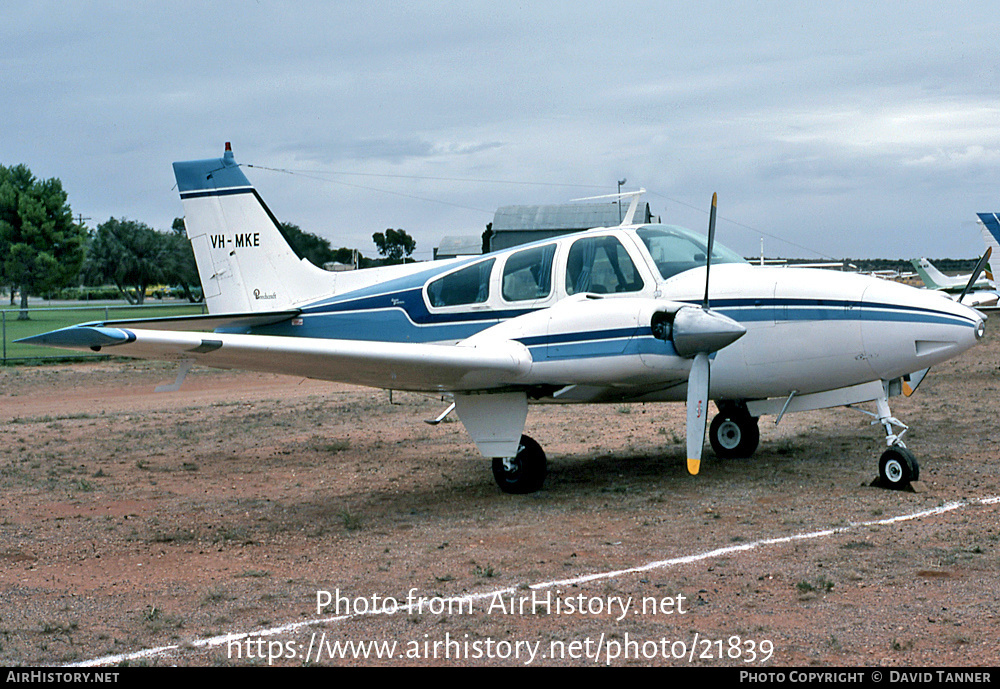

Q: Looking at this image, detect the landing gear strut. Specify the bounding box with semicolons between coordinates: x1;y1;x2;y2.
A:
492;435;546;494
871;383;920;490
709;404;760;459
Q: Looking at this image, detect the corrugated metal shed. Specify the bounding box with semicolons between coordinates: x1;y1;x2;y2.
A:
434;235;483;259
489;202;654;251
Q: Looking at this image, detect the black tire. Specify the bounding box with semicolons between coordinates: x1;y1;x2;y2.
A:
492;435;546;494
709;411;760;459
878;446;920;489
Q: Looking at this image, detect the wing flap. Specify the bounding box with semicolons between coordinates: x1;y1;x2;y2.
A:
19;326;533;392
86;309;301;332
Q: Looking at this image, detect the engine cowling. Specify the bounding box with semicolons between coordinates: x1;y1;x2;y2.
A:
461;296;742;387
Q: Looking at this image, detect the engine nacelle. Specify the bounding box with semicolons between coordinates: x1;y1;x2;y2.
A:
461;295;694;387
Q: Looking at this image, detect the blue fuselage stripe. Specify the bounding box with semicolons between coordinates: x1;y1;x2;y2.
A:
248;294;976;358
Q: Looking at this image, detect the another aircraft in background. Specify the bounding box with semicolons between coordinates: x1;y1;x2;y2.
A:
911;213;1000;309
910;257;998;308
977;212;1000;271
21;145;986;494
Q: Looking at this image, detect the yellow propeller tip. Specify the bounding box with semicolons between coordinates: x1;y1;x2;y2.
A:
687;458;701;475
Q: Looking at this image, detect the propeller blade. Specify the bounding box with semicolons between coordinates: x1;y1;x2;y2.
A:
958;247;992;304
703;192;717;310
901;368;930;397
686;352;711;475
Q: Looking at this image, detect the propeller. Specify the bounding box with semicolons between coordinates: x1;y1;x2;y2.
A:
957;247;992;305
675;193;746;475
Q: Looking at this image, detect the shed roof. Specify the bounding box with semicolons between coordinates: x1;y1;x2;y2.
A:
492;202;652;232
435;235;483;256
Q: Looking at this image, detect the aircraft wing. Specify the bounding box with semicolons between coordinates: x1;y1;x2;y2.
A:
18;326;532;392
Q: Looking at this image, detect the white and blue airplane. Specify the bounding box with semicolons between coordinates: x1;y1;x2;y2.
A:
978;212;1000;258
22;144;987;493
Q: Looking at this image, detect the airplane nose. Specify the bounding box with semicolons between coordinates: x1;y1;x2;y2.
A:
948;300;985;345
860;280;985;380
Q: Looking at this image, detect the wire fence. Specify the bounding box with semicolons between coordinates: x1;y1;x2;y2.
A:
1;301;207;364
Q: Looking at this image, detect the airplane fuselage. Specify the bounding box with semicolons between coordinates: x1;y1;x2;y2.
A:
242;224;984;405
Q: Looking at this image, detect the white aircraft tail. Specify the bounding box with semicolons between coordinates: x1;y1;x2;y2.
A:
977;212;1000;281
911;257;955;290
173;143;335;313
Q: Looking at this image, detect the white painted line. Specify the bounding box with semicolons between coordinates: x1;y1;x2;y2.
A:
67;494;999;667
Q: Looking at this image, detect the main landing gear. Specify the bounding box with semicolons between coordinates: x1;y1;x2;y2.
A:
709;403;760;459
492;435;546;494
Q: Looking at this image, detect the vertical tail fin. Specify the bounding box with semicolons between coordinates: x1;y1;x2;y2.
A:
910;258;951;290
172;143;334;314
977;213;1000;282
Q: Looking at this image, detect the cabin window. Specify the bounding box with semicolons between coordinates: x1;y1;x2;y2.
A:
565;236;644;295
427;258;496;307
502;244;555;302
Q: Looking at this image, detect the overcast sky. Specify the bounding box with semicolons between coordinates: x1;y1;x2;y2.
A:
3;1;1000;261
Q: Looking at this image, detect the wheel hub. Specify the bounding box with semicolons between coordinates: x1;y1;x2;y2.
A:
884;459;903;483
718;420;741;449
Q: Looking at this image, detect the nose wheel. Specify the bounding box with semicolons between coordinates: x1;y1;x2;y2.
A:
878;446;920;489
491;435;546;494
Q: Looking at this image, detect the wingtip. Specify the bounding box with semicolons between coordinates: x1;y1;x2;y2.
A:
16;325;132;350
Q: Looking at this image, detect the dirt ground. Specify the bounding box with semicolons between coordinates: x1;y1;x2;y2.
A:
1;324;998;667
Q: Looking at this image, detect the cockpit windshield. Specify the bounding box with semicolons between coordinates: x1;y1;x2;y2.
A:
636;225;746;281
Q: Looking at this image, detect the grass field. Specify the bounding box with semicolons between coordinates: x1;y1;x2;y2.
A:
1;302;205;362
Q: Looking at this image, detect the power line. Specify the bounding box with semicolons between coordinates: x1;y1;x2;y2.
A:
245;164;608;190
646;190;836;260
245;164;495;215
245;163;834;259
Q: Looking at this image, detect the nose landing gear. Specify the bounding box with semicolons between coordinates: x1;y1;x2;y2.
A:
869;384;921;490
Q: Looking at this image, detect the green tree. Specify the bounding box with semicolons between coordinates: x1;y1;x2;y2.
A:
0;164;87;319
163;218;203;302
328;246;375;269
83;218;167;305
372;228;416;264
277;222;336;267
